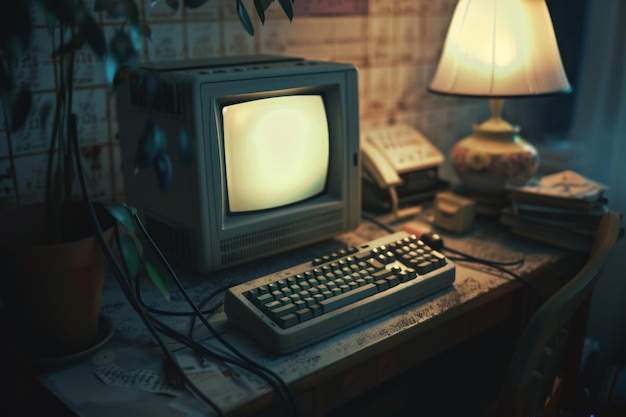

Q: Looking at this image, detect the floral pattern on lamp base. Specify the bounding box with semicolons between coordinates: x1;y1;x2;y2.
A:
450;135;539;195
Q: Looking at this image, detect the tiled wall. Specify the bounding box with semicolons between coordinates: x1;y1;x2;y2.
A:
0;0;490;210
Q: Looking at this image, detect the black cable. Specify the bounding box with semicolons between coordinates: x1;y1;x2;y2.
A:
361;213;542;302
146;318;299;417
131;210;298;417
444;252;543;303
149;315;294;394
362;213;395;233
133;265;227;318
362;213;525;265
87;208;226;416
112;227;228;413
133;270;228;342
107;205;295;416
436;245;541;302
86;198;295;415
443;246;525;267
67;103;300;416
70;115;227;417
186;289;227;340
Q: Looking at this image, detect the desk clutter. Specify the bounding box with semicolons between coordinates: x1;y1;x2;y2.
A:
27;207;592;417
500;170;609;251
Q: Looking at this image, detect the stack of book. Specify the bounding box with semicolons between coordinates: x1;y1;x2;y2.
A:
500;170;608;252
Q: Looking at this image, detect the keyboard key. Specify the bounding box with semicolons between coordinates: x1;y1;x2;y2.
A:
277;313;298;328
375;279;389;291
296;308;313;322
385;275;400;287
417;261;433;274
319;283;378;313
310;304;322;317
373;269;392;279
270;303;296;319
256;293;274;305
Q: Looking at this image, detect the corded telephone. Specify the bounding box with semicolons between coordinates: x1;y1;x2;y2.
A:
361;123;447;215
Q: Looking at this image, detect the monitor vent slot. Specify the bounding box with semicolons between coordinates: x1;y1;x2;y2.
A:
129;73;182;116
145;216;195;264
220;211;342;265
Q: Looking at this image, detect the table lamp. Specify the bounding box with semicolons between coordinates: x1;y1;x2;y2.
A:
429;0;571;211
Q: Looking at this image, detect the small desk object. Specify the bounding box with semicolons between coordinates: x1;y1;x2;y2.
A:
35;213;583;417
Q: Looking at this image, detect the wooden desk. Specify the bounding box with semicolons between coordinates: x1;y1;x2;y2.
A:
9;214;584;417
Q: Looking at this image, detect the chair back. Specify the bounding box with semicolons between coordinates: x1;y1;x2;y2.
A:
497;210;622;417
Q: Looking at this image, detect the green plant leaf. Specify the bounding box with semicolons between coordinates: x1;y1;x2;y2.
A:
140;21;152;40
130;230;145;256
126;10;143;57
110;65;131;90
128;22;144;53
184;0;209;9
277;0;293;21
253;0;273;24
108;28;141;71
119;234;141;278
134;120;167;170
179;128;195;167
106;204;136;232
236;0;255;36
106;30;140;86
51;34;85;58
105;54;120;87
154;151;173;192
125;0;141;27
146;261;170;301
109;29;133;62
80;14;107;58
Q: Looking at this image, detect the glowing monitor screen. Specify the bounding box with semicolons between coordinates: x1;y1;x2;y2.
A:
223;95;330;213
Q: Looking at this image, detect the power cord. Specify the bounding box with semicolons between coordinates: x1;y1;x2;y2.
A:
132;210;298;416
70;114;297;417
132;264;227;318
441;250;542;303
361;214;543;303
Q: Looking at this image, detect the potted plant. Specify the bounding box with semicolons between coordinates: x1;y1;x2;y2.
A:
0;0;294;359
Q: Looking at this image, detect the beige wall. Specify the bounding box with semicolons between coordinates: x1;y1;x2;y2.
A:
0;0;490;208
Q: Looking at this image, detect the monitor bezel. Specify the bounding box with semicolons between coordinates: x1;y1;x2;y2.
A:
201;73;352;239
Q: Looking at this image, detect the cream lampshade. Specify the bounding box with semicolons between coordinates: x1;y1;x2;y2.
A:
429;0;571;211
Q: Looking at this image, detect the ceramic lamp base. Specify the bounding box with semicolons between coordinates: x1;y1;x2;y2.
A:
450;100;539;212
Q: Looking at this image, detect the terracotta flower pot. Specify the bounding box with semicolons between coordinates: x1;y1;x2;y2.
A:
0;201;115;358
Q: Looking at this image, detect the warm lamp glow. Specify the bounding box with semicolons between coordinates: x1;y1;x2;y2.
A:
429;0;573;213
429;0;571;97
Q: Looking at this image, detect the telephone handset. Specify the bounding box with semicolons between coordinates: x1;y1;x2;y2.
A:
361;123;444;190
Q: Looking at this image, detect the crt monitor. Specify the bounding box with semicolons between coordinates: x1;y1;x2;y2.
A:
116;55;361;273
